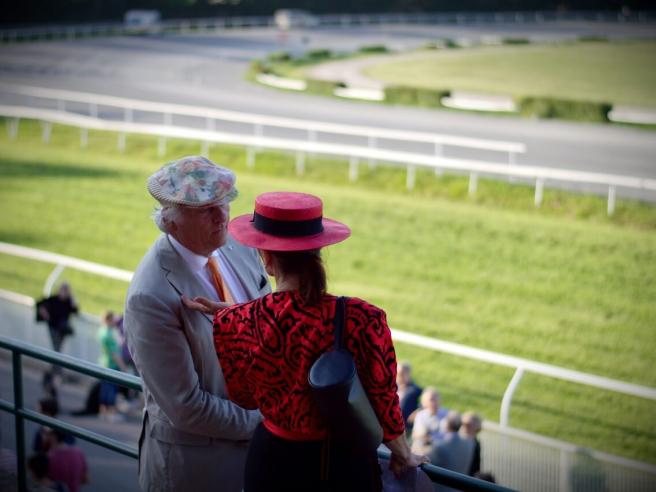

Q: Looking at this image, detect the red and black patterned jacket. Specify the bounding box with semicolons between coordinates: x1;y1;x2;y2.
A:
213;291;405;442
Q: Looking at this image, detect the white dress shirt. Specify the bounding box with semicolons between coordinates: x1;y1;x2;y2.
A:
168;235;249;303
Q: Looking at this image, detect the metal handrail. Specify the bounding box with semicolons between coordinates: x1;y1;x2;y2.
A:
0;335;515;492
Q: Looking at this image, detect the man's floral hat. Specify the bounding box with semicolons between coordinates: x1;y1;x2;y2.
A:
147;156;238;207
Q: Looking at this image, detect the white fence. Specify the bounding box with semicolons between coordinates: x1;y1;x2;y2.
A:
0;82;526;157
1;243;655;491
2;102;655;215
1;10;654;43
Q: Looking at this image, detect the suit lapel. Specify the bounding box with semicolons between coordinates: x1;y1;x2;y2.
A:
157;235;215;325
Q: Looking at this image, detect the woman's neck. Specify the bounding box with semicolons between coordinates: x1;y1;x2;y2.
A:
274;274;300;293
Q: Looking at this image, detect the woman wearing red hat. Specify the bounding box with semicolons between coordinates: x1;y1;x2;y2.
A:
184;191;428;491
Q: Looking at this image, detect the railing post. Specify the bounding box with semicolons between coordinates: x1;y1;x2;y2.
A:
349;157;359;182
200;141;210;157
43;263;66;297
534;178;544;207
500;366;524;427
607;185;616;215
367;134;377;168
406;165;416;190
41;121;52;143
7;118;19;140
158;137;166;157
295;152;305;176
468;172;478;196
12;351;27;492
117;133;126;153
246;148;255;169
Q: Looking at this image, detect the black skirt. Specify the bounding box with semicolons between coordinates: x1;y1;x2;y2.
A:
244;423;382;492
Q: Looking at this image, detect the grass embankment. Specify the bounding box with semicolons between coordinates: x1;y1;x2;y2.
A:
0;120;655;463
363;41;656;107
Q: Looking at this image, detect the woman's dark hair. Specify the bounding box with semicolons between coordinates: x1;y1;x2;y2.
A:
272;249;326;305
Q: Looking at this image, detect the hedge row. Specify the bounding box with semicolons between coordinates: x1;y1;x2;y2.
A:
517;97;612;122
384;85;450;108
305;79;345;96
255;49;616;123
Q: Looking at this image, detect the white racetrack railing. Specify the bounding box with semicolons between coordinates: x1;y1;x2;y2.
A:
0;82;526;155
1;241;655;427
2;105;656;215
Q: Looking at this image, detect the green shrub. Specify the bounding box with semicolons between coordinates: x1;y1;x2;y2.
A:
306;48;332;60
443;38;460;49
502;38;531;45
305;79;345;96
517;96;612;122
267;51;292;62
578;35;608;42
384;86;450;108
249;59;269;74
358;44;389;54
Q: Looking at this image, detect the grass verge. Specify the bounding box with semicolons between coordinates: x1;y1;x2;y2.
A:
0;120;655;463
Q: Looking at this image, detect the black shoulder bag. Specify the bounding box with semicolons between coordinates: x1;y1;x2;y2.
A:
308;297;384;454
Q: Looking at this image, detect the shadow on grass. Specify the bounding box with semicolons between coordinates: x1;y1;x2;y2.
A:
0;158;133;180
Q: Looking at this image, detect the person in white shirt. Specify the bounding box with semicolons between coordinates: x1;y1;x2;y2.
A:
124;156;271;492
410;387;448;454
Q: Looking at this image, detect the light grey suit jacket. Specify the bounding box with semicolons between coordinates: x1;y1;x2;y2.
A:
125;234;271;492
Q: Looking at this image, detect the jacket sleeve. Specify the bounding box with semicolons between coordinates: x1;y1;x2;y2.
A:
125;291;261;441
346;300;405;442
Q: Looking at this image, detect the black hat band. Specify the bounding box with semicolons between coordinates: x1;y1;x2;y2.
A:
252;211;324;237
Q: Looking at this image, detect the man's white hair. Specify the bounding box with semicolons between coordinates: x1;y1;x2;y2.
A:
152;204;185;233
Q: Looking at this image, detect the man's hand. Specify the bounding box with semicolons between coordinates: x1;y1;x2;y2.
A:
181;295;229;314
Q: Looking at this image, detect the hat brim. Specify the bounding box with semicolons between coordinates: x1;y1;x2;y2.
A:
228;214;351;252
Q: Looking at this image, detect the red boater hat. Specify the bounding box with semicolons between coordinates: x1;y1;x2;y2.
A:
228;192;351;252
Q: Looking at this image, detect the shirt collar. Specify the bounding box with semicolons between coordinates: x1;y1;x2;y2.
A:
168;235;217;273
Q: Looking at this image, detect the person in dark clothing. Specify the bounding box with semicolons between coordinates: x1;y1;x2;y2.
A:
461;411;482;476
37;283;79;353
396;361;422;432
27;453;69;492
32;398;75;453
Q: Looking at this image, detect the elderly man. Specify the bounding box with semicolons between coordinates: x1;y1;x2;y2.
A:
124;156;271;492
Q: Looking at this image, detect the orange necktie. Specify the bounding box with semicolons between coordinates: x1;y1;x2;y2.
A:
207;256;234;304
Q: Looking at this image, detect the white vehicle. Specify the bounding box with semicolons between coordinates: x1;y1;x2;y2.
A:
274;9;318;30
124;10;161;33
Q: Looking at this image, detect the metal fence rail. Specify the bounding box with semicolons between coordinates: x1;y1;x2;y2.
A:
0;335;514;492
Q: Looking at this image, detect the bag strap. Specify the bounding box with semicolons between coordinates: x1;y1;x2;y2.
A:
333;296;346;350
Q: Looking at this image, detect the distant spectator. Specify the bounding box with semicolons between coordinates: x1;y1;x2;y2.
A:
43;429;88;492
32;398;75;453
461;411;482;476
411;387;448;454
396;361;422;431
27;453;69;492
37;283;79;353
429;411;474;491
97;311;128;422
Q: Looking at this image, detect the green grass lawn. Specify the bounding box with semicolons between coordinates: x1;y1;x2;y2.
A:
363;41;656;107
0;120;655;463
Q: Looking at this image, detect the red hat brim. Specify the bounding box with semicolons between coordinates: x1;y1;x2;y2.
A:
228;213;351;252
